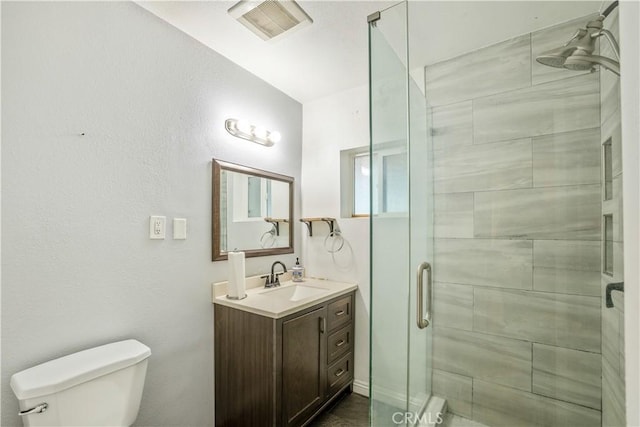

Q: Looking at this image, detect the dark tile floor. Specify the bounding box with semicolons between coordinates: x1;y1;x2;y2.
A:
309;391;370;427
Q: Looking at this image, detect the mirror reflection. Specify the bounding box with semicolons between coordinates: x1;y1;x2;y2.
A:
212;159;293;261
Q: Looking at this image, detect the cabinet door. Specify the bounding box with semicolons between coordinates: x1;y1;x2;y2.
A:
282;306;327;426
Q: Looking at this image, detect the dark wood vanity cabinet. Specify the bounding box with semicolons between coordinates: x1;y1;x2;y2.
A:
282;306;326;426
214;291;355;427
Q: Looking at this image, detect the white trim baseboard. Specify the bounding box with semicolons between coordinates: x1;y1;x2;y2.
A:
353;379;369;397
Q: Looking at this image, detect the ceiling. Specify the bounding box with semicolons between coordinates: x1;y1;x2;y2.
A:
137;1;602;104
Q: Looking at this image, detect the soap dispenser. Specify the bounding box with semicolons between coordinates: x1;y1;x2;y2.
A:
292;257;304;282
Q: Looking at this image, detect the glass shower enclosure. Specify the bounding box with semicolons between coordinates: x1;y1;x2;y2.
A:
369;1;624;426
369;2;435;426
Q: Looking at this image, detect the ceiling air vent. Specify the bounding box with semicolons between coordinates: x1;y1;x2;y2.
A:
228;1;313;41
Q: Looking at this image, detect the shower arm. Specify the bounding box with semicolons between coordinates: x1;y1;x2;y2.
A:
583;54;621;75
593;29;620;60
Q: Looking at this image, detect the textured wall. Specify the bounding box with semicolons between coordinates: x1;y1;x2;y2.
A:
599;7;626;427
427;15;605;426
1;2;302;426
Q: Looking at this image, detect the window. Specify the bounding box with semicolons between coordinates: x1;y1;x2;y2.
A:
227;173;275;221
353;153;371;215
381;152;407;213
340;142;407;217
247;176;262;218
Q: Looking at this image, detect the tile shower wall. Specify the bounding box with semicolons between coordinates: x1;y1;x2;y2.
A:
599;7;626;427
427;15;604;427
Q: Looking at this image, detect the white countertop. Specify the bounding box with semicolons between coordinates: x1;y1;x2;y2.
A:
212;275;358;319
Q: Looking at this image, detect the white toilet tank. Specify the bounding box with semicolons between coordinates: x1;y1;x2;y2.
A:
10;339;151;427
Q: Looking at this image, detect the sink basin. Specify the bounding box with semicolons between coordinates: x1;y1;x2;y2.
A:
259;284;330;302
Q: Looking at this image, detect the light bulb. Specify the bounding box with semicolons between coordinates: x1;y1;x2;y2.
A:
253;126;267;139
236;120;251;134
268;131;282;143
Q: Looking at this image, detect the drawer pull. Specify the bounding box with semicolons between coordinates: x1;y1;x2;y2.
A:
335;339;346;347
334;368;345;377
335;310;346;316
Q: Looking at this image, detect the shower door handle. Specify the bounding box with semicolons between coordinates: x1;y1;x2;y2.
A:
416;262;432;329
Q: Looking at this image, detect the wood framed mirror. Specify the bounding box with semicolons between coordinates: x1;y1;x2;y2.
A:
212;158;294;261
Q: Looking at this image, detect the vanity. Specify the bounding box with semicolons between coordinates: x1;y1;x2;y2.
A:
210;159;356;425
212;276;357;427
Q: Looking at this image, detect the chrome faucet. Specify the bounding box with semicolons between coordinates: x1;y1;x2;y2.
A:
262;261;287;288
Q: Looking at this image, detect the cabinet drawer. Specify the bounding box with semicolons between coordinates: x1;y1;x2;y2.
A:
327;295;352;332
327;352;353;392
327;324;352;365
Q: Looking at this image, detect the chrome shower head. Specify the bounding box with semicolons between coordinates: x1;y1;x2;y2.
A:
563;58;595;71
535;28;588;68
535;14;620;76
564;51;621;75
536;48;576;68
563;52;596;71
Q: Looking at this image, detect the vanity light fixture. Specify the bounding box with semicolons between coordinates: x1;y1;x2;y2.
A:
225;118;281;147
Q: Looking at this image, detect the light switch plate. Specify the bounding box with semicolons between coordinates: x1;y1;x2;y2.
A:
173;218;187;240
149;216;166;239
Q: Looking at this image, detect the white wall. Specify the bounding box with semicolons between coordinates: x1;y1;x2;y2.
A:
301;84;370;393
1;2;302;426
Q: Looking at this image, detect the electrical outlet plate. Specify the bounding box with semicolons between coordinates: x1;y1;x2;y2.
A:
149;216;166;239
173;218;187;240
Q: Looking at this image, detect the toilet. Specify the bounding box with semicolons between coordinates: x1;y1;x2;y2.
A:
10;339;151;426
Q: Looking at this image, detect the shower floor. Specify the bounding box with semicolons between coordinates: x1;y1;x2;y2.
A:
308;390;490;427
438;413;488;427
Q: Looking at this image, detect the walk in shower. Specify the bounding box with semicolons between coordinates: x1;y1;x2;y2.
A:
368;2;625;426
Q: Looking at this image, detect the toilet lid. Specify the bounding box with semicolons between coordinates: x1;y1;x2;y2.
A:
10;339;151;400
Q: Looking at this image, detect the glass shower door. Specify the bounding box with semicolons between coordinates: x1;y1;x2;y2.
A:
407;11;434;421
369;3;433;425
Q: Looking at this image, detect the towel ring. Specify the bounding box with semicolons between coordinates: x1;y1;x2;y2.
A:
260;229;276;248
324;230;344;253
